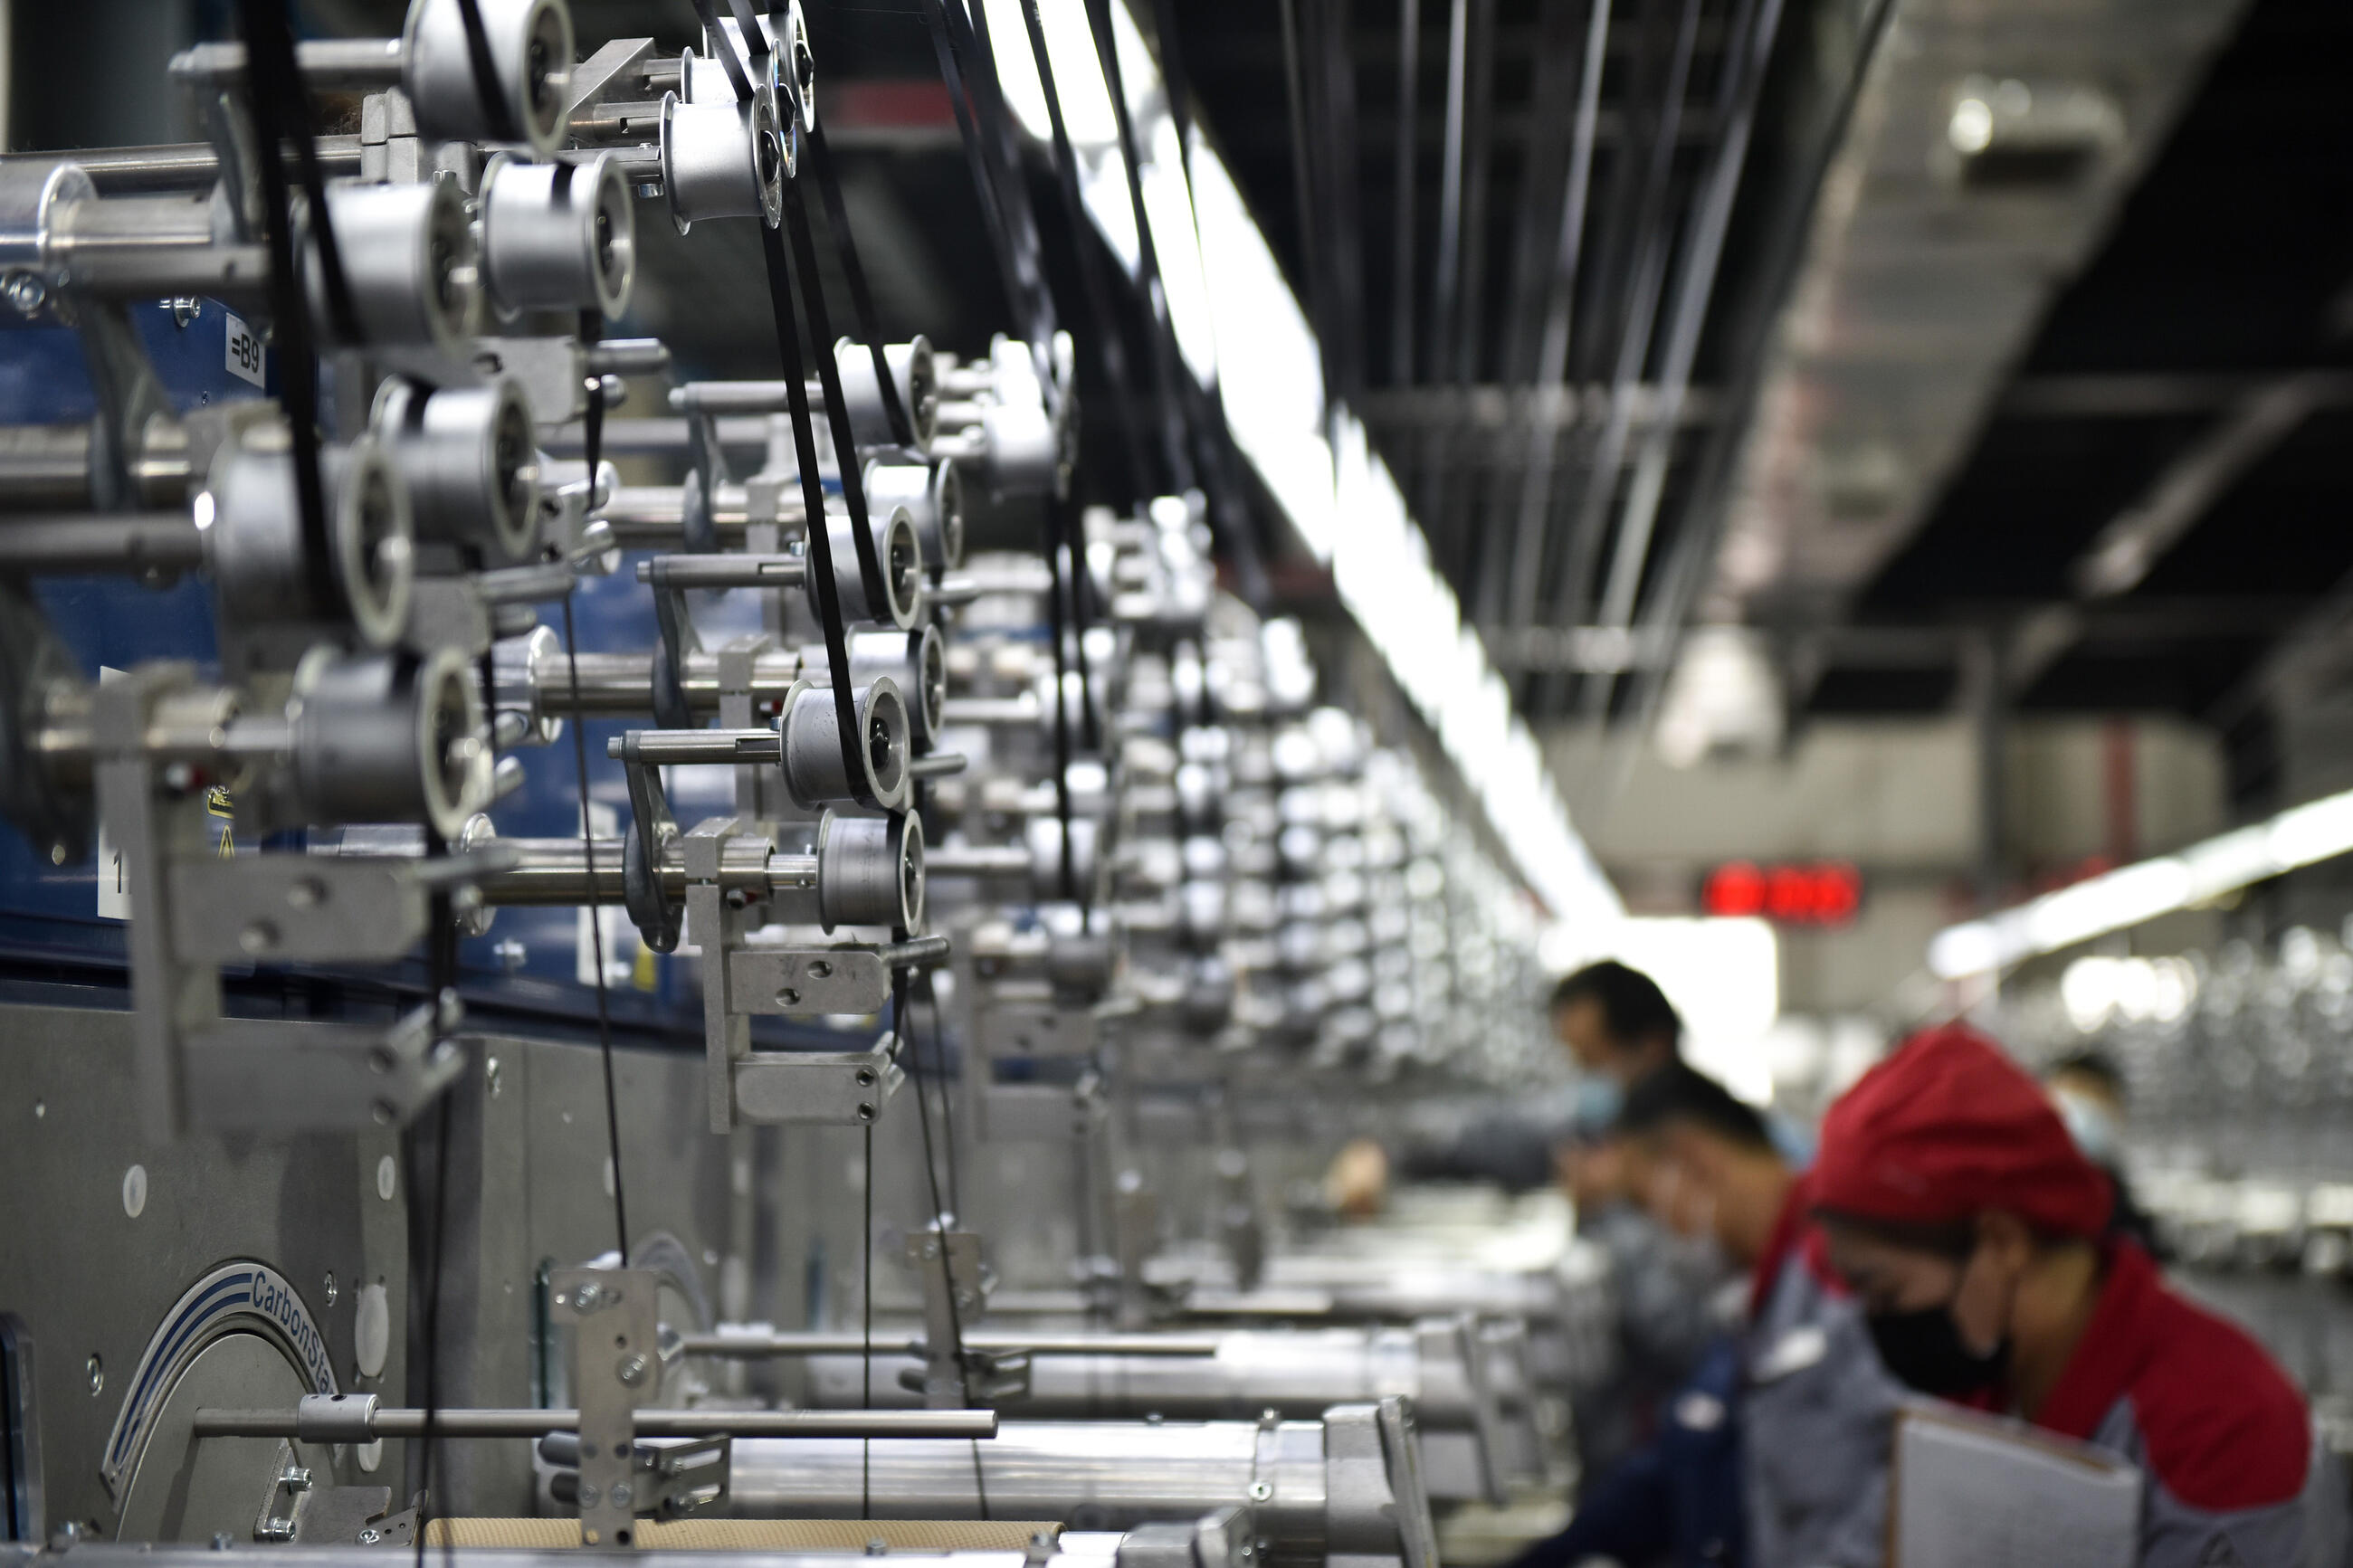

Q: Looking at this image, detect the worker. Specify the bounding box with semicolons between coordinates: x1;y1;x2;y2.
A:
1322;960;1685;1214
1323;963;1724;1476
2043;1047;2164;1256
1510;1060;1906;1568
1814;1022;2341;1568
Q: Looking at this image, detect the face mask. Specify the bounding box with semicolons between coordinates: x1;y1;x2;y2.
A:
1865;1252;2010;1398
2053;1089;2121;1165
1572;1073;1624;1135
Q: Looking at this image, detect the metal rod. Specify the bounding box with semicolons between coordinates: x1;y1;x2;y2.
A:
191;1407;997;1439
0;512;205;573
680;1331;1222;1358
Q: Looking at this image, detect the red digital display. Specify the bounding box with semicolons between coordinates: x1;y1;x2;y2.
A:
1701;860;1862;926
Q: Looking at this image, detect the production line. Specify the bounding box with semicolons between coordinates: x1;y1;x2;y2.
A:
0;4;1582;1565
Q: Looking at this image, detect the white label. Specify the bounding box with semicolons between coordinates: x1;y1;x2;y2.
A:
95;667;129;918
224;309;265;386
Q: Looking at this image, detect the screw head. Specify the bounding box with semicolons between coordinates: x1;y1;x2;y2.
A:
615;1351;651;1387
85;1354;103;1394
576;1484;600;1508
3;271;47;315
357;1528;382;1545
608;1483;633;1509
571;1281;604;1313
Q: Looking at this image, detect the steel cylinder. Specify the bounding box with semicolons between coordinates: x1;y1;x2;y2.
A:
660;90;784;231
865;458;963;575
781;678;908;811
306;180;481;356
816;809;921;932
206;434;414;649
372;377;540;564
804;625;945;749
288;645;490;837
403;0;575;157
481;153;634;317
833;336;937;448
818;504;922;630
718;1405;1432;1568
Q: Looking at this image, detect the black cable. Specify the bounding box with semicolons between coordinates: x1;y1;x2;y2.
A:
778;173;890;607
936;0;1057;350
413;902;457;1568
757;222;871;795
1082;0;1196;493
562;584;630;1262
1015;0;1151;495
927;974;965;1223
451;0;521;143
1040;499;1079;908
861;1119;873;1519
900;969;989;1519
804;122;918;452
913;0;1030;337
229;0;349;616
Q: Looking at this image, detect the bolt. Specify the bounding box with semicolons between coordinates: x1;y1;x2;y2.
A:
615;1352;650;1387
576;1484;600;1508
167;297;203;328
281;1464;314;1490
571;1280;605;1313
212;1533;233;1550
258;1516;297;1542
3;271;47;315
608;1483;633;1509
357;1528;383;1545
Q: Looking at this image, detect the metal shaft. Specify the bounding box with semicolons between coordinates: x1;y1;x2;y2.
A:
191;1406;996;1439
680;1330;1222;1357
477;841;819;907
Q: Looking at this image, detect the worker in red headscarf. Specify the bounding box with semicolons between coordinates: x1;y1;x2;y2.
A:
1812;1022;2339;1568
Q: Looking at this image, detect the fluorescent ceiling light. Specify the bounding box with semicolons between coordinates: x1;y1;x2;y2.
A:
1929;782;2353;978
981;1;1619;932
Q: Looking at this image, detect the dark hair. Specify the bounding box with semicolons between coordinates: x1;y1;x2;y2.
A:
1615;1060;1775;1155
1549;961;1683;1055
2046;1049;2127;1103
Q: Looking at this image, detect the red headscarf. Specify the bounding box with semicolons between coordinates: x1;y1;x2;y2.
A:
1813;1022;2111;1238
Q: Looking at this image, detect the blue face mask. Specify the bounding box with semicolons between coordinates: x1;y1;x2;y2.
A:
1572;1073;1625;1136
2053;1089;2121;1164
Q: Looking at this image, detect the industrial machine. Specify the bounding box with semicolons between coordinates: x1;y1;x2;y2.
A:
0;4;1584;1566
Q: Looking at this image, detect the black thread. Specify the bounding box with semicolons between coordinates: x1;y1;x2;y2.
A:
803;121;918;453
757;221;869;797
230;0;348;617
901;969;989;1518
451;0;521;143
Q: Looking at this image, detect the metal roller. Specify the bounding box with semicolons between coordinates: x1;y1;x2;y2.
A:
834;335;938;448
372;378;541;565
817;809;922;931
660;83;785;232
306;179;482;356
714;1402;1436;1568
798;1321;1514;1503
866;457;964;575
780;677;910;812
286;645;491;839
480;153;635;318
403;0;576;157
205;434;414;649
